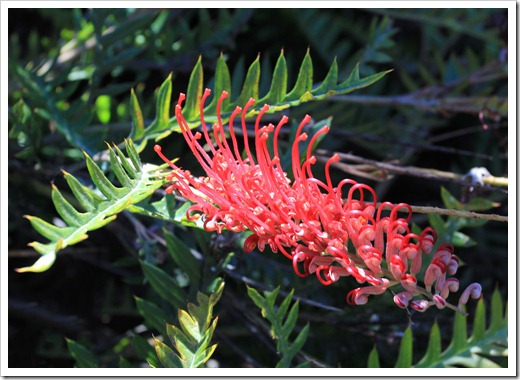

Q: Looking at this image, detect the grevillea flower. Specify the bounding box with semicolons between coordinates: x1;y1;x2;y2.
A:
155;88;482;315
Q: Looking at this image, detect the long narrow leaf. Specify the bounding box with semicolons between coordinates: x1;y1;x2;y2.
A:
394;326;413;368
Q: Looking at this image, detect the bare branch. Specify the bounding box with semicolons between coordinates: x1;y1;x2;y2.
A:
316;150;508;195
384;203;508;223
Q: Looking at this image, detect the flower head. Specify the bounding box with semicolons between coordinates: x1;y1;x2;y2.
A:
155;88;481;314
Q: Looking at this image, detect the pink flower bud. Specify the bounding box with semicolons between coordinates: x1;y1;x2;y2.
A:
400;274;417;292
433;294;447;309
410;300;432;312
393;292;413;308
458;283;482;307
440;278;460;299
447;256;459;275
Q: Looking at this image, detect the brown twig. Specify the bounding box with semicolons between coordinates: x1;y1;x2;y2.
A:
316;149;508;194
384;203;508;223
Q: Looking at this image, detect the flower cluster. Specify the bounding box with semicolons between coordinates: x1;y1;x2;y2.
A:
154;88;481;314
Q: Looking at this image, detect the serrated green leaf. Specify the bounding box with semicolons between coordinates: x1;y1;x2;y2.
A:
190;293;211;330
196;317;218;351
489;288;504;333
13;64;102;154
312;57;338;97
146;73;173;135
84;152;123;199
206;54;231;114
21;140;164;273
287;323;309;360
234;54;261;106
27;239;62;255
193;344;218;368
16;252;57;273
249;285;309;368
367;346;381;368
258;50;288;104
129;193;193;224
247;286;267;313
430;292;506;368
395;326;413;368
66;338;98;368
108;144;134;188
61;170;101;212
337;63;393;93
276;323;309;367
209;278;225;306
416;322;441;367
184;57;204;121
140;261;185;309
277;289;295;321
139;51;390;147
162;289;221;368
154;338;183;368
265;286;281;311
469;298;486;343
178;309;201;341
112;143;138;179
129;88;145;140
285;50;313;102
167;323;198;354
51;184;92;227
449;310;468;353
24;215;76;242
281;301;299;340
371;292;508;368
125;139;141;172
344;61;360;83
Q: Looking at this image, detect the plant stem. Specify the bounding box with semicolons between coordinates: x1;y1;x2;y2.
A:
380;203;508;223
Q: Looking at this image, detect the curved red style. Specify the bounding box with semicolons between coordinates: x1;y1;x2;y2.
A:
155;88;481;314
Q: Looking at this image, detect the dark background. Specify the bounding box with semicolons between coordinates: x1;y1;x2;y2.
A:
8;8;508;368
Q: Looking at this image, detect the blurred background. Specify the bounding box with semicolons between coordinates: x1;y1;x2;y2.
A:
8;8;508;368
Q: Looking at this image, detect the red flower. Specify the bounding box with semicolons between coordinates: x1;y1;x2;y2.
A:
155;89;481;314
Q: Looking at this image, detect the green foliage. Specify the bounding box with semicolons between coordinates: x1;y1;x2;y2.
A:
369;289;508;368
9;8;508;370
247;286;310;368
140;260;187;310
132;50;392;146
19;48;391;272
66;338;99;368
427;187;500;249
19;140;164;272
153;281;224;368
11;9;160;154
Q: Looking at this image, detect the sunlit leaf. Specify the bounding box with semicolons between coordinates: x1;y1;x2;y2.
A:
20;140;164;272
